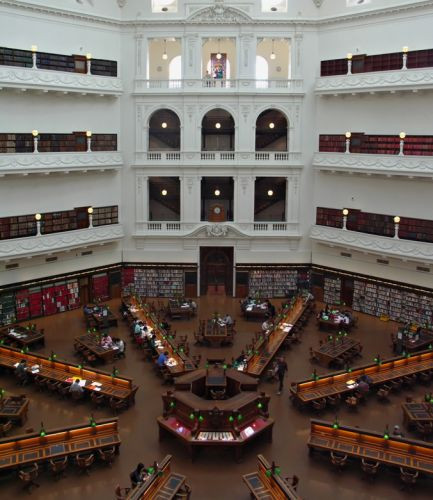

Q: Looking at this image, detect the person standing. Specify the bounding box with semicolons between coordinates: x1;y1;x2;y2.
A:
276;357;288;395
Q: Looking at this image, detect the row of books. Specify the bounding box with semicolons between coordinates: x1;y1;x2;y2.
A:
323;276;341;305
123;268;185;297
0;280;80;325
352;280;433;325
248;269;310;298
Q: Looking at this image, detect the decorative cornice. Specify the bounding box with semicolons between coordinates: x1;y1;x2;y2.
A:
0;152;123;175
0;224;124;261
313;152;433;178
311;225;433;264
1;0;432;28
0;66;123;95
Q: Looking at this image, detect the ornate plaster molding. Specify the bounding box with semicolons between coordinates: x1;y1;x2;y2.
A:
0;224;124;260
187;3;253;24
0;152;123;175
205;224;229;237
310;225;433;264
313;152;433;178
315;68;433;95
313;0;324;7
0;66;123;95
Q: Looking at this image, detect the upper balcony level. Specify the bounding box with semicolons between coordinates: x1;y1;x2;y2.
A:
312;206;433;265
314;133;433;179
0;132;121;176
0;206;122;261
134;34;304;96
0;46;122;96
316;47;433;96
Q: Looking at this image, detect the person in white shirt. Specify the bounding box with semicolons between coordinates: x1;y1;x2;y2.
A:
114;338;125;353
223;314;234;325
262;320;272;332
69;379;84;393
101;333;113;348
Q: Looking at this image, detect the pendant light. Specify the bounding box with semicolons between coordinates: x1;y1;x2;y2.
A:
162;39;168;60
270;39;276;60
216;38;222;60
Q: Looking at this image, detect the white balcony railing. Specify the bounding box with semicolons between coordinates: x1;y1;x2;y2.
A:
313;152;433;178
134;78;304;94
135;151;303;167
310;225;433;264
315;67;433;95
0;224;124;261
135;221;300;238
0;65;123;96
0;151;123;176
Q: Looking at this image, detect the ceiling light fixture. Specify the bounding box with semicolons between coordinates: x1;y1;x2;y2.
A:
161;189;168;196
270;39;276;60
215;122;221;129
267;190;274;197
269;122;275;129
216;38;222;60
214;189;221;196
162;39;168;60
161;122;167;129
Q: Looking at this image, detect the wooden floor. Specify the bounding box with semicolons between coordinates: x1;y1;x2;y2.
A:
0;295;432;500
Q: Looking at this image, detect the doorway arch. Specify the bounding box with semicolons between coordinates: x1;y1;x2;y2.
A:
200;247;233;296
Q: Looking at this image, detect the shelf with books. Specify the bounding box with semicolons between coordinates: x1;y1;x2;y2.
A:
323;276;341;305
0;293;16;326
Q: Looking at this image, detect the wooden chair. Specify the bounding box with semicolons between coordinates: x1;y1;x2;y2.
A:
192;355;201;368
403;374;417;387
49;456;68;480
193;331;203;345
312;398;327;412
419;371;432;384
345;395;358;410
389;378;403;391
18;463;40;492
115;485;131;500
309;347;318;363
76;453;95;475
399;467;419;490
71;390;85;402
327;394;341;407
58;384;70;399
376;384;391;401
109;397;128;415
0;420;13;437
416;421;433;440
361;458;379;480
98;446;116;467
175;483;192;499
33;375;47;392
330;451;347;471
46;379;61;395
91;391;106;408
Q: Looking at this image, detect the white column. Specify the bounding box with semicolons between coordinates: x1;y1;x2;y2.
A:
135;34;148;78
183;34;200;79
183;176;201;222
291;33;303;79
286;173;300;223
232;248;236;298
232;176;237;222
179;176;184;221
237;176;255;223
136;175;149;225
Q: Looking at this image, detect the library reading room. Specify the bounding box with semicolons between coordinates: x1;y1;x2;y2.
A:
1;0;433;499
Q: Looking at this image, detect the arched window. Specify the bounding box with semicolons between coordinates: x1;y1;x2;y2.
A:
169;55;182;88
148;109;181;151
255;109;288;151
201;109;235;151
255;55;269;88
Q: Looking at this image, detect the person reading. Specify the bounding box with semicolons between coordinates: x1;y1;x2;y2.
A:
157;351;169;367
69;378;84;394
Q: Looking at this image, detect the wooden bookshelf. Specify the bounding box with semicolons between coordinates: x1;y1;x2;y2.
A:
320;48;433;77
0;205;118;241
0;132;117;154
0;46;117;76
316;207;433;244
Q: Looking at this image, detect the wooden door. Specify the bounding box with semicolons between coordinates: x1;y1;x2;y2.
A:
200;247;233;296
341;277;354;307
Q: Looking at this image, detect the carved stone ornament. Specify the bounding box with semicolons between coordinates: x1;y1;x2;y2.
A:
188;0;252;24
206;224;228;237
313;0;324;7
117;0;127;7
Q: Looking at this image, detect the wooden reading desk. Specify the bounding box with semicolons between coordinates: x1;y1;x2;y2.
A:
0;325;45;349
92;309;118;328
158;389;273;460
308;418;433;475
402;402;433;429
241;300;270;321
126;455;189;500
243;296;311;378
317;310;355;332
0;417;120;471
124;297;196;376
291;350;433;409
313;337;361;367
74;333;118;364
243;454;301;500
203;319;233;347
0;345;137;407
167;300;194;320
393;328;433;354
0;394;29;426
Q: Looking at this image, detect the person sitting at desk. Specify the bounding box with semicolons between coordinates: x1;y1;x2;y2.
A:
69;378;84;394
223;314;234;326
189;299;197;313
266;299;276;318
113;337;125;355
262;319;272;332
134;321;145;336
15;359;29;385
101;333;113;348
324;304;330;315
393;425;404;438
130;462;147;488
157;351;169;367
83;304;93;315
